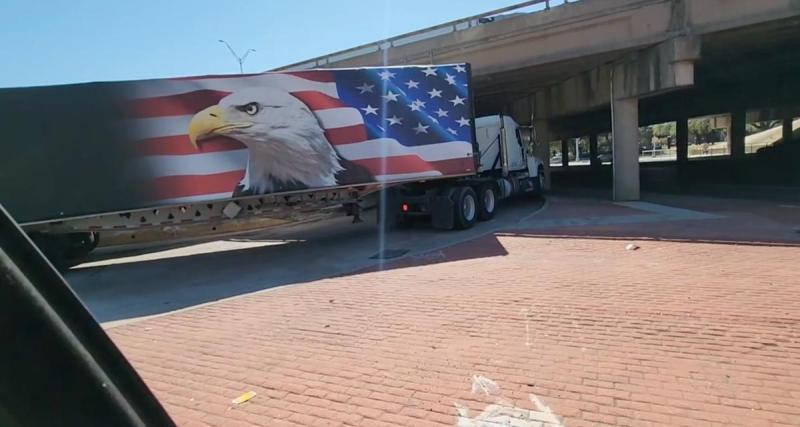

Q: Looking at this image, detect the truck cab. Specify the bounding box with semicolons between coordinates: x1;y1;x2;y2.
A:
474;115;544;197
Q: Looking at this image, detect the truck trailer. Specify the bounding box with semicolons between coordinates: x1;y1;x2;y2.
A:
0;64;544;262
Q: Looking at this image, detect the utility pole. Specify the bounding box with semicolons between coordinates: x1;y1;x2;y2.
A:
218;40;255;74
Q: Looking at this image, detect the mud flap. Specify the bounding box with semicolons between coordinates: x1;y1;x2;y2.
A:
376;190;401;230
431;196;454;230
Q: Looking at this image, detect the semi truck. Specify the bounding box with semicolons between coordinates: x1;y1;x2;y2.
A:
0;63;544;262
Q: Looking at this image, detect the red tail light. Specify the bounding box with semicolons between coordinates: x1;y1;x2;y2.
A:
401;203;409;212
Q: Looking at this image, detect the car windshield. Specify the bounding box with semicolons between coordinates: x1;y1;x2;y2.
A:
3;0;800;426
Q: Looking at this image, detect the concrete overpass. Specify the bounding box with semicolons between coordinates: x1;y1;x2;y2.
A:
276;0;800;200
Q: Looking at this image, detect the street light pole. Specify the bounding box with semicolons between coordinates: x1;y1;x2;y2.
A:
218;40;256;74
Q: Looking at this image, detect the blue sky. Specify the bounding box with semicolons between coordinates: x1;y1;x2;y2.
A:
0;0;561;88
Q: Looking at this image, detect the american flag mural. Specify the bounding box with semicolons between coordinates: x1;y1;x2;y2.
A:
123;64;477;204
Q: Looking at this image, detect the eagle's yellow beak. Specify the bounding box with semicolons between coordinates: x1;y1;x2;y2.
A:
187;105;226;149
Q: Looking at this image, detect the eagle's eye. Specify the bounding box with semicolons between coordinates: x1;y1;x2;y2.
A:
237;102;260;116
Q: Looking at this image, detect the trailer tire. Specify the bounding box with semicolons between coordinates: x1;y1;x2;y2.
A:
477;183;497;221
452;186;478;229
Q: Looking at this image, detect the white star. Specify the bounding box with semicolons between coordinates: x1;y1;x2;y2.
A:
387;115;403;126
378;69;396;81
449;95;465;106
382;91;399;102
361;104;378;116
447;127;458;135
456;116;471;127
413;122;429;134
356;82;374;94
408;99;426;112
454;64;466;73
422;67;437;76
404;80;419;89
434;108;448;118
445;73;457;85
428;88;442;98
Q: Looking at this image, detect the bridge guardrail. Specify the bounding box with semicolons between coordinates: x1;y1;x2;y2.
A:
274;0;579;70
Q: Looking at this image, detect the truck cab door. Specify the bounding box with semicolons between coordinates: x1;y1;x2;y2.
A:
502;117;527;172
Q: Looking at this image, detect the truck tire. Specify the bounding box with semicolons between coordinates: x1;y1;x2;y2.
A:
477;183;497;221
451;186;478;229
532;171;545;198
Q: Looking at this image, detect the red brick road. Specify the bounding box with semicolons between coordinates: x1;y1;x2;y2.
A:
107;196;800;426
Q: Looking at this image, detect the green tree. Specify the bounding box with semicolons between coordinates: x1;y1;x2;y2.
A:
688;118;713;142
652;122;676;137
638;125;653;143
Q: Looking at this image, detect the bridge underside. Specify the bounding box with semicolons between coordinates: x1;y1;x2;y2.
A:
483;16;800;200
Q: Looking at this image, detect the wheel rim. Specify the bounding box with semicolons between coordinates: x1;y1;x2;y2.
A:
463;193;476;221
483;188;495;213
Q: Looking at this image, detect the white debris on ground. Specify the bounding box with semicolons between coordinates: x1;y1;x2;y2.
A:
471;374;501;396
456;375;563;427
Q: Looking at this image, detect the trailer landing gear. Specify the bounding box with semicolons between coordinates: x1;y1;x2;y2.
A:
29;232;99;269
343;202;362;224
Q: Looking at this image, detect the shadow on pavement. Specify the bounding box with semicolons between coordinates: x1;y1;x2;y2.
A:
66;199;542;324
66;190;799;325
353;232;509;274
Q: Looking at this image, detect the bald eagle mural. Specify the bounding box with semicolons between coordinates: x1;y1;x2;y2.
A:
187;87;366;195
0;65;477;222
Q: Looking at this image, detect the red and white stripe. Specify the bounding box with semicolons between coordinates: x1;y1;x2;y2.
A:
125;71;474;204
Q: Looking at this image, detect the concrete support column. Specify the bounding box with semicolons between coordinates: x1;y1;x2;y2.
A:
610;59;642;201
561;139;569;167
532;119;553;190
783;117;794;144
676;118;688;163
730;110;746;158
589;134;600;167
611;96;640;201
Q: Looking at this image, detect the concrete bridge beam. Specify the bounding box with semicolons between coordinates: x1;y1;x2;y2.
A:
530;35;701;121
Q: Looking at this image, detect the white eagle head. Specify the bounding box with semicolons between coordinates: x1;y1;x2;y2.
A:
187;86;343;194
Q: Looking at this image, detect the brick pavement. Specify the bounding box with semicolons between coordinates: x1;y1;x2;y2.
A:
107;195;800;426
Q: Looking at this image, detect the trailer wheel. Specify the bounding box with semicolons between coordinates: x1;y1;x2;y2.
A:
452;186;478;229
477;183;497;221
